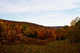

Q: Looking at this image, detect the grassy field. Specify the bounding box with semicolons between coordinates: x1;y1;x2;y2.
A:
0;38;80;53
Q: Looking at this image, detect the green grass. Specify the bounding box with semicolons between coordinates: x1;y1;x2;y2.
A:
0;39;80;53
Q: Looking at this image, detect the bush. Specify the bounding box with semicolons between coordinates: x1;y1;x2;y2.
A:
66;27;80;43
55;29;65;40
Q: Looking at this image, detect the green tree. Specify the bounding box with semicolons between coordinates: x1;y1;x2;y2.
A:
76;19;80;26
63;25;69;29
11;23;15;29
21;24;31;36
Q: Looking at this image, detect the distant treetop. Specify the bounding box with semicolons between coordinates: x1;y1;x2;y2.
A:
70;16;80;26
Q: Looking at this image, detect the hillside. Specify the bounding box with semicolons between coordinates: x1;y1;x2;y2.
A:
0;18;80;53
0;19;59;44
0;19;55;29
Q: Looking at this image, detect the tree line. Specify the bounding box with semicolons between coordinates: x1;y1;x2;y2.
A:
0;17;80;44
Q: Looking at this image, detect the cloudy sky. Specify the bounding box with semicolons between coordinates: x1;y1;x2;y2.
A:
0;0;80;26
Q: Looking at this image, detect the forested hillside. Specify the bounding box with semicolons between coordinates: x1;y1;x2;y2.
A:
0;19;65;44
0;18;80;53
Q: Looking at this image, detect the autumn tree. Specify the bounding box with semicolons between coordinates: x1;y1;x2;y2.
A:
0;21;7;44
6;30;17;43
28;29;37;38
70;17;80;26
36;28;44;39
51;30;57;40
14;24;21;34
0;22;7;37
55;29;65;40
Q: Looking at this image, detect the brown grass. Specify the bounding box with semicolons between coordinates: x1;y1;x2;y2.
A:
0;39;80;53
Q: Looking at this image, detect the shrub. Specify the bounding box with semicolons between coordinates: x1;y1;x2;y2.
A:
66;27;80;43
55;29;65;40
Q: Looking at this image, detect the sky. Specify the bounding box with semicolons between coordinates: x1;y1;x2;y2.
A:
0;0;80;26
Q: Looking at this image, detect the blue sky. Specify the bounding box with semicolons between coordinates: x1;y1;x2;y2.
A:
0;0;80;26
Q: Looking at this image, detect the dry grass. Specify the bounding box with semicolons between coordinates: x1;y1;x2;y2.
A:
0;39;80;53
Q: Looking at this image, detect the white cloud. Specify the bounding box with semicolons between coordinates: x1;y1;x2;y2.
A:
0;0;80;26
0;0;80;13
